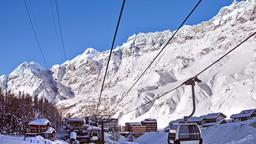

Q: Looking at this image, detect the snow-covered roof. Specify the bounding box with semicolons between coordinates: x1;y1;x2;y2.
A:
168;113;226;125
230;109;256;119
28;118;50;126
241;109;256;115
142;118;157;123
187;116;204;122
142;121;157;124
202;113;226;120
65;118;84;122
42;127;56;134
87;126;101;131
125;122;142;126
144;118;157;121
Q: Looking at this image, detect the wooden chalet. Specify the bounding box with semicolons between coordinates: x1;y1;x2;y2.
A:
200;112;227;127
26;118;56;140
230;109;256;122
41;127;56;140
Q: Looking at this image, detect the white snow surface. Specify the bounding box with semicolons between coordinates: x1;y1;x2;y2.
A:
133;119;256;144
1;120;256;144
28;118;50;126
1;0;256;128
0;135;67;144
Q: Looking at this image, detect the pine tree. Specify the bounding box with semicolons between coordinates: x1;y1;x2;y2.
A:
0;90;62;134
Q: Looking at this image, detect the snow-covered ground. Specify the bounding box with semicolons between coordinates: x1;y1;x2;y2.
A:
202;119;256;144
133;119;256;144
0;135;67;144
1;119;256;144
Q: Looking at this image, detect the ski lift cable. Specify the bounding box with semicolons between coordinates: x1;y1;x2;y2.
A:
117;31;256;117
95;0;126;114
54;0;67;61
108;0;203;116
119;82;185;116
48;0;64;61
23;0;49;68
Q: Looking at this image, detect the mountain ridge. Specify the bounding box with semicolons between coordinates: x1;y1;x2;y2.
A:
1;0;256;128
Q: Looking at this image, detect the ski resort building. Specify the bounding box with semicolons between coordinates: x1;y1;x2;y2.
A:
26;118;56;140
104;118;119;131
41;127;56;140
167;112;226;129
63;117;85;132
230;109;256;122
85;116;98;126
141;118;157;132
201;113;227;127
125;122;146;137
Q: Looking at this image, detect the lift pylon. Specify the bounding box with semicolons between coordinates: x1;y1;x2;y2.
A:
183;77;201;121
93;115;111;144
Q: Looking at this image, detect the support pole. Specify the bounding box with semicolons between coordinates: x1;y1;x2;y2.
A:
183;77;201;121
94;115;111;144
101;122;104;144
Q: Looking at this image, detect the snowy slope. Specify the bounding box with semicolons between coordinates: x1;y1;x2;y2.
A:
0;62;74;102
134;119;256;144
1;0;256;128
202;119;256;144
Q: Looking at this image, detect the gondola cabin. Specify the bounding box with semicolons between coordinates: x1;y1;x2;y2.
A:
168;123;202;144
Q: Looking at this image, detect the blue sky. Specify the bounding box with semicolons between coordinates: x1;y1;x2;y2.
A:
0;0;238;75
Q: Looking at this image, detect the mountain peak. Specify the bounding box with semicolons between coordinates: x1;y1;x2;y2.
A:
83;48;99;57
9;61;46;77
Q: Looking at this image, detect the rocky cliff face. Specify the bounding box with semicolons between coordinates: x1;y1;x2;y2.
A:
1;0;256;127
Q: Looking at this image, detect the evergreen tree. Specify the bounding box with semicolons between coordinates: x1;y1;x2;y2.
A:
0;91;62;135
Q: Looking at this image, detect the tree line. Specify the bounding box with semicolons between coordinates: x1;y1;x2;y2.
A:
0;88;62;135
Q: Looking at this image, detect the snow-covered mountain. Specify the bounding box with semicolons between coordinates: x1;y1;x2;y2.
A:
1;0;256;128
